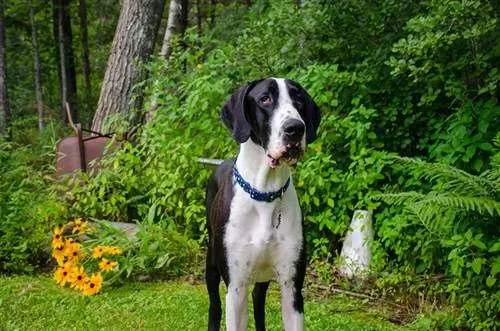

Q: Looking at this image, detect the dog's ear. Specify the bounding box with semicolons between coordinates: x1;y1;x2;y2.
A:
221;81;256;144
300;86;321;144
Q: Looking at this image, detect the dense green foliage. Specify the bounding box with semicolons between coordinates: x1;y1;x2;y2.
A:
376;148;500;329
0;126;64;273
1;0;499;329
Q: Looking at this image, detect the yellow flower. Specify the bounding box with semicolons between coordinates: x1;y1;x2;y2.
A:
72;219;88;234
65;241;83;264
92;246;108;259
99;258;118;272
54;263;75;286
82;273;103;296
70;267;88;290
52;244;67;266
51;226;64;248
109;247;122;255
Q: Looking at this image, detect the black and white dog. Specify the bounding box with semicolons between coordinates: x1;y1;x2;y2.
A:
205;78;320;331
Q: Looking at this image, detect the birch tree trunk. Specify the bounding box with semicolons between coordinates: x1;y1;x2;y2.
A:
29;0;44;131
57;0;68;123
0;0;11;137
159;0;188;60
91;0;166;133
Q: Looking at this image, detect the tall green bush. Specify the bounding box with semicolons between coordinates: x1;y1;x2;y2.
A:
0;135;65;273
375;143;500;329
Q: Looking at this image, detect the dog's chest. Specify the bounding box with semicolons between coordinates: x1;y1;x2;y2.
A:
224;187;302;283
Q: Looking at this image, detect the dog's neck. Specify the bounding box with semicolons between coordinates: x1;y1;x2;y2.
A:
235;140;291;193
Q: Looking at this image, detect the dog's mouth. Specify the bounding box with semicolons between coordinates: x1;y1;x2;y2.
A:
267;143;303;169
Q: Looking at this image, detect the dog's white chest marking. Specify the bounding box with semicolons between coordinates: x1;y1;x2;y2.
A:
225;187;302;284
224;140;303;285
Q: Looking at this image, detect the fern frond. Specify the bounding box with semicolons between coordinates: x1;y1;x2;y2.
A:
396;156;496;197
417;195;500;217
374;191;426;206
480;168;500;190
406;203;454;237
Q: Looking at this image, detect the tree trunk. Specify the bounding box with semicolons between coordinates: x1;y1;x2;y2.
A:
54;0;78;123
56;0;68;123
196;0;202;34
209;0;216;28
0;0;11;137
79;0;91;110
29;0;44;132
91;0;166;133
159;0;188;60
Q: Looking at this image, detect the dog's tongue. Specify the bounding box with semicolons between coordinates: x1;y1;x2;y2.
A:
267;155;279;169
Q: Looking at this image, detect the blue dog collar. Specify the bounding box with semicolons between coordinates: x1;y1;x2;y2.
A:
232;161;290;203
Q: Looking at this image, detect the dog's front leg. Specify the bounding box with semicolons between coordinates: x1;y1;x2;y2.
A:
279;281;304;331
278;248;306;331
226;281;249;331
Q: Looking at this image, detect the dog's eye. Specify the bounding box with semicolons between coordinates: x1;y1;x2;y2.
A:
260;95;272;106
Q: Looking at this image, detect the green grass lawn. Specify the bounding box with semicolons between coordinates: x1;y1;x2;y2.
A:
0;275;417;331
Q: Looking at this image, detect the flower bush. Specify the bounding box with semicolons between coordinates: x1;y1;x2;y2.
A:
51;219;122;296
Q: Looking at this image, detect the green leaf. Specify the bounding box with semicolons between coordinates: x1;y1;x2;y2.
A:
489;242;500;253
486;276;496;287
463;145;476;161
471;239;487;251
415;263;426;273
327;198;334;208
478;142;493;151
313;197;320;207
473;158;484;172
492;259;500;275
470;258;484;274
155;254;170;269
478;120;489;134
148;242;159;253
147;203;157;223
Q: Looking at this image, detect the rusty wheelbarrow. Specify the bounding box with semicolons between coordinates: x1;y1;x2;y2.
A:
55;104;120;182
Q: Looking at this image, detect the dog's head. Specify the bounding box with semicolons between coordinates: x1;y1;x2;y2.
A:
221;78;321;168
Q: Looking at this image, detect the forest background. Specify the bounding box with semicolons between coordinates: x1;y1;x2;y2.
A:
0;0;499;329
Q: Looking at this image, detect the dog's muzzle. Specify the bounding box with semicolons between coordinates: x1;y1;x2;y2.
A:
267;119;306;168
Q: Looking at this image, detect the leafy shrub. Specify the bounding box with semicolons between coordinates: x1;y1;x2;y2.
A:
429;101;499;173
375;140;500;329
115;215;201;280
0;137;65;273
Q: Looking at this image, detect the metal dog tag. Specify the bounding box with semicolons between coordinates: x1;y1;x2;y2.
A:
272;202;282;229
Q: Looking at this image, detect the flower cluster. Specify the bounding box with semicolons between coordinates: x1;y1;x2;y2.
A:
51;219;122;296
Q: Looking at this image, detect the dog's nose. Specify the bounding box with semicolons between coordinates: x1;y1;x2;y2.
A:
283;119;305;140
